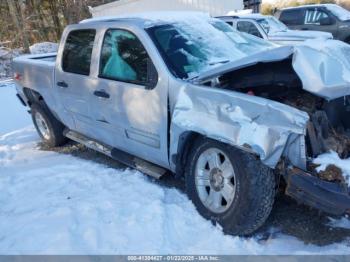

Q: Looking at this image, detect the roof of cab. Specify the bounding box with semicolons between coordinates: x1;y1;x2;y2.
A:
79;11;211;27
281;3;334;10
217;14;270;20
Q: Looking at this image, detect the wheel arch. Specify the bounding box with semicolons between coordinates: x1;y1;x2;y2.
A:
173;131;203;178
172;130;260;178
22;87;44;106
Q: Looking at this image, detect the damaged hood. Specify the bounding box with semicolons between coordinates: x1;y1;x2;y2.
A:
268;30;333;42
193;39;350;100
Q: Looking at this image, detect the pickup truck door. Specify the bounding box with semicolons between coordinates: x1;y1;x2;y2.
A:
89;28;169;168
279;8;305;30
55;29;97;133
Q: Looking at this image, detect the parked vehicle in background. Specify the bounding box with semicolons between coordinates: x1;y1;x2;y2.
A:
217;14;333;45
276;4;350;44
12;13;350;236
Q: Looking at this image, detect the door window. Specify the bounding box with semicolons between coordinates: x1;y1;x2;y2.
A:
100;29;153;85
279;9;304;25
305;9;330;24
62;29;96;75
237;21;263;38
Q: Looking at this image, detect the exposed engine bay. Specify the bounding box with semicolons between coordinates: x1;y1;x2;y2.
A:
213;57;350;183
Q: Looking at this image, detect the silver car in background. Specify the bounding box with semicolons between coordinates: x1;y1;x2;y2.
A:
218;14;333;45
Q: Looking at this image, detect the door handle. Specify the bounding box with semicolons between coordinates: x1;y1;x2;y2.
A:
94;90;110;99
301;28;309;30
57;81;68;88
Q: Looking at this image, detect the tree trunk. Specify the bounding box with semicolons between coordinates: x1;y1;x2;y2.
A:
47;0;63;40
6;0;30;52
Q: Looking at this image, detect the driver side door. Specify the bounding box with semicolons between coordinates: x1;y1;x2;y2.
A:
90;28;169;168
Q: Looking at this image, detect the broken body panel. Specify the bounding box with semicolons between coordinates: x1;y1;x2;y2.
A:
174;40;350;170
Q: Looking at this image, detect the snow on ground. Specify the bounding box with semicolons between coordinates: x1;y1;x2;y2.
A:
0;48;21;81
0;81;349;254
0;42;57;81
313;151;350;185
328;216;350;230
0;81;31;135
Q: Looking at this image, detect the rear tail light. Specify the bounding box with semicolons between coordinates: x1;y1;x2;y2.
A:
14;72;22;81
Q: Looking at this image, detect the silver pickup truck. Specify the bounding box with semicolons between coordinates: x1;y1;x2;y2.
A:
13;13;350;236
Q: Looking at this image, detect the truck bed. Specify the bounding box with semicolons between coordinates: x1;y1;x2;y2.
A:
13;53;57;107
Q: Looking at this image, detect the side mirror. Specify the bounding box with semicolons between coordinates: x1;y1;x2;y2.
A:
145;58;158;90
320;17;334;26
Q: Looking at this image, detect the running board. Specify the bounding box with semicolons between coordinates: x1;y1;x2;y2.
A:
64;130;167;179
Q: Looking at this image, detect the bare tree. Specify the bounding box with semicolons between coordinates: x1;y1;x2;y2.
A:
6;0;30;51
1;0;116;50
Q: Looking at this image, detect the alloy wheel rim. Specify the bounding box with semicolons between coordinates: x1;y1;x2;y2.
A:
195;148;236;214
34;112;50;140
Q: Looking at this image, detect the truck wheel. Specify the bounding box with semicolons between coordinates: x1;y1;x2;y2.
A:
346;37;350;45
31;103;67;147
185;137;275;236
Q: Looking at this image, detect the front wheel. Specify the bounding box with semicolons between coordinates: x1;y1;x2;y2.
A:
345;37;350;45
31;103;67;147
185;138;275;236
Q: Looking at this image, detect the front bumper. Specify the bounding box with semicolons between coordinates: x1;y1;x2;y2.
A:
285;168;350;216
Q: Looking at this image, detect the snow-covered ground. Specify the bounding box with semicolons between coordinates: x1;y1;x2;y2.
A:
0;48;21;81
0;42;57;81
0;81;349;254
0;81;31;135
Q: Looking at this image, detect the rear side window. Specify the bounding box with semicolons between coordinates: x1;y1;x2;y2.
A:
237;21;263;38
62;29;96;75
280;9;304;25
305;9;330;24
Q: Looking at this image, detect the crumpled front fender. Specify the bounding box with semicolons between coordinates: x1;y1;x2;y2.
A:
170;84;309;169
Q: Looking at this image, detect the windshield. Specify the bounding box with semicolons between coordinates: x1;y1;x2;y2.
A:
325;4;350;21
256;16;288;34
147;19;273;79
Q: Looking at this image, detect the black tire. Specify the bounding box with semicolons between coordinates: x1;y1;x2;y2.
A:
31;103;67;147
345;37;350;45
185;137;275;236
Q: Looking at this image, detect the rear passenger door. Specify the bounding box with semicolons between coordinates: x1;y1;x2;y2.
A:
55;29;97;133
303;8;337;34
90;28;169;167
279;8;305;30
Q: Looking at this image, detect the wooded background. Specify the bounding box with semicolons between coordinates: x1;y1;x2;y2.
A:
0;0;115;51
1;0;350;51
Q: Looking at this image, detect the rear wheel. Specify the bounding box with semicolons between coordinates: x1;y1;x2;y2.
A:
345;37;350;45
31;103;67;147
185;137;275;236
